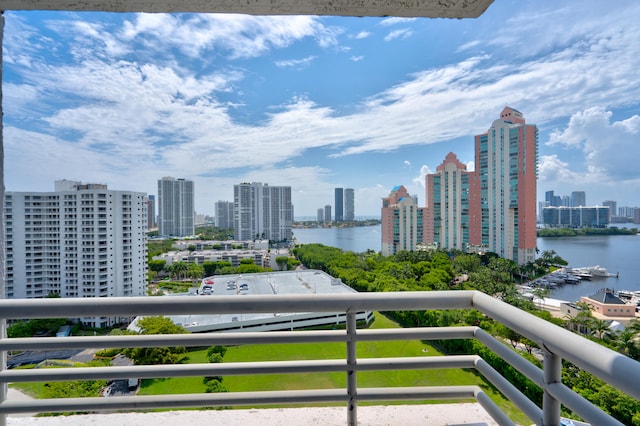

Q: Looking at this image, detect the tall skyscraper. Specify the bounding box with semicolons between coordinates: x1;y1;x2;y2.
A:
425;152;474;251
473;107;538;264
602;200;617;221
545;190;561;207
233;182;293;242
4;180;148;327
571;191;586;207
317;208;324;222
215;201;234;229
147;194;156;229
158;177;195;237
324;205;332;223
344;188;355;221
334;188;344;222
381;185;425;256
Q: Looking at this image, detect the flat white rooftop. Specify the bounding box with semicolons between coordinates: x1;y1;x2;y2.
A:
157;270;372;333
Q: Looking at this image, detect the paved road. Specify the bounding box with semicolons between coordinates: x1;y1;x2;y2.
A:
7;350;83;368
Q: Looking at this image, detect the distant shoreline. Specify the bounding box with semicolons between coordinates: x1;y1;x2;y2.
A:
537;227;638;237
292;219;381;229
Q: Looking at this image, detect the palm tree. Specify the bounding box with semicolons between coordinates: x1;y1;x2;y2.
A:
612;329;639;357
590;318;610;340
532;287;550;309
170;261;189;280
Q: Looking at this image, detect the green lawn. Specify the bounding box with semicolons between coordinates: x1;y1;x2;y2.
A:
137;312;529;424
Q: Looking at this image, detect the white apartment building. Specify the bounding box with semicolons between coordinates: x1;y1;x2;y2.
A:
233;182;293;242
215;200;234;229
158;176;194;237
344;188;355;221
4;180;148;327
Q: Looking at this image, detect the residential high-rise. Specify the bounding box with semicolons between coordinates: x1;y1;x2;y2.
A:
233;182;293;242
147;194;156;229
571;191;586;207
317;208;324;222
602;200;617;221
344;188;355;221
324;205;332;223
381;185;425;256
473;107;538;264
158;177;195;237
4;180;148;327
215;201;234;229
425;152;474;251
545;190;561;207
542;206;609;228
422;108;538;263
334;188;344;222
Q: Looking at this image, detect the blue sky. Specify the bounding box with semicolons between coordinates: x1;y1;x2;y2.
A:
4;1;640;218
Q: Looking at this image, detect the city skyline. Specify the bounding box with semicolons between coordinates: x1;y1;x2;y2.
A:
4;1;640;216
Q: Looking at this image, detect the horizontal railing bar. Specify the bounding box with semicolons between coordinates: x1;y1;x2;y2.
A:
0;386;485;414
0;327;478;351
1;356;480;382
474;358;543;425
0;291;476;319
471;291;640;401
546;382;624;426
474;328;545;387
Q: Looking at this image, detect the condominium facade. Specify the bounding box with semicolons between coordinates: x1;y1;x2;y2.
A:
571;191;586;207
425;152;474;251
4;180;148;327
423;107;538;264
147;194;156;229
334;188;344;222
233;182;293;242
473;107;538;264
542;206;609;228
215;201;234;229
344;188;355;221
381;185;425;256
324;205;332;223
158;176;194;237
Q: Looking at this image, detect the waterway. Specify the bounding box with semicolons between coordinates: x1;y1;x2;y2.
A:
293;225;640;301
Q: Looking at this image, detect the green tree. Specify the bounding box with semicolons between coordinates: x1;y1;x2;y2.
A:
169;262;189;280
187;262;204;281
122;316;188;365
148;259;166;273
275;256;289;271
202;261;219;276
590;318;611;340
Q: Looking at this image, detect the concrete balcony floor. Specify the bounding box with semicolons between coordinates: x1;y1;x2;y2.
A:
6;388;498;426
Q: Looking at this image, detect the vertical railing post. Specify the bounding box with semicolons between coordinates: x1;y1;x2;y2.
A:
346;311;357;426
0;317;6;426
542;348;561;426
0;11;7;426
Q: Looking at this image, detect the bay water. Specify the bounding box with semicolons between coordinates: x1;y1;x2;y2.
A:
293;225;640;301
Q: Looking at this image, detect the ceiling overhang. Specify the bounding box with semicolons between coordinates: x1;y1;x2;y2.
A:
0;0;494;18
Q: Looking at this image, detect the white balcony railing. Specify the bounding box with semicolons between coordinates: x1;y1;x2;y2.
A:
1;290;639;426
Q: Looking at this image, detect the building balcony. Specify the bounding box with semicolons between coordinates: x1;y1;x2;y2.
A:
1;291;639;426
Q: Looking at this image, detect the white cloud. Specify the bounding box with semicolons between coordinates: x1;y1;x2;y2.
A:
379;17;416;26
384;29;413;42
5;3;640;214
355;31;371;39
412;165;433;189
547;107;640;181
349;55;364;62
456;40;481;52
403;160;411;167
275;56;317;69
